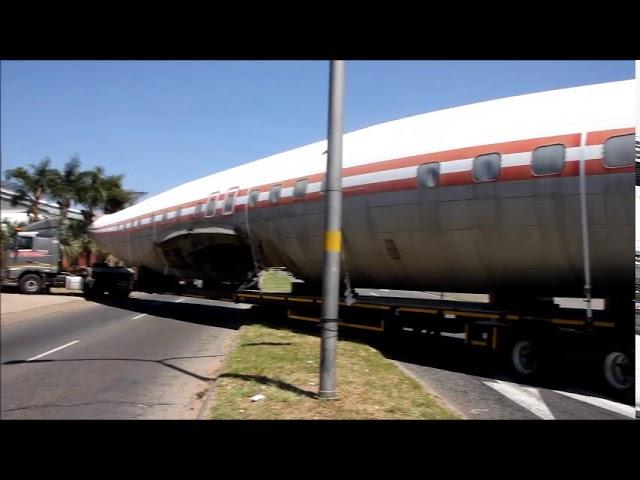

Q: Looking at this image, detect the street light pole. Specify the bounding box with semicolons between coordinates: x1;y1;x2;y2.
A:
319;60;345;400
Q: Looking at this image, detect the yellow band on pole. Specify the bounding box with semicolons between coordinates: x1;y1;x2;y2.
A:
325;230;342;252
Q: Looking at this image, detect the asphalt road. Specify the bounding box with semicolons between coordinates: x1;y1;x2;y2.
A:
376;334;636;420
1;292;248;419
1;291;635;420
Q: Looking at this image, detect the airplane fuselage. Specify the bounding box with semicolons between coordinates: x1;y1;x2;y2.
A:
90;80;636;298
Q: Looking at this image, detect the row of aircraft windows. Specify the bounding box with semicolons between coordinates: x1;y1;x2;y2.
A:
115;135;633;227
418;134;634;187
249;134;635;203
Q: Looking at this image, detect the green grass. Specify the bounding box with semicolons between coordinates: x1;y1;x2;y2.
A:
208;323;460;420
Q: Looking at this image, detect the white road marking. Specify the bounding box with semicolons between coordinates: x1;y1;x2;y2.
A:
483;379;556;420
131;313;147;320
175;298;185;303
27;340;79;361
552;390;635;418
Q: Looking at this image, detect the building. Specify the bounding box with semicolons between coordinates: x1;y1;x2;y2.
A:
1;187;84;227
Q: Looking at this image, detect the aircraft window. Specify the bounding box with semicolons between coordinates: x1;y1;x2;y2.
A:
417;162;440;187
248;190;261;208
604;134;634;167
293;179;308;199
223;192;236;214
532;144;565;175
270;184;282;204
16;236;33;249
472;153;501;182
205;192;219;217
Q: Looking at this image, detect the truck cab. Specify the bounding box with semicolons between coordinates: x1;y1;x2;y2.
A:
1;223;134;297
1;230;61;293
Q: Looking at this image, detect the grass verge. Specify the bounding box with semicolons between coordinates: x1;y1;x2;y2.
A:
208;323;460;419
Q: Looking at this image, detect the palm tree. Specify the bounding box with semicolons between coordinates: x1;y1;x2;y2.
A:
74;166;144;264
0;219;28;251
101;174;139;214
77;166;107;224
77;168;143;222
4;158;57;223
48;156;84;226
48;156;85;245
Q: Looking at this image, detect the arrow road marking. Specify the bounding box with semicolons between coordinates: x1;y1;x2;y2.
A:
483;379;556;420
552;390;635;418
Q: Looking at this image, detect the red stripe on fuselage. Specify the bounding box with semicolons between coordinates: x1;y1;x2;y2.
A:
92;129;633;233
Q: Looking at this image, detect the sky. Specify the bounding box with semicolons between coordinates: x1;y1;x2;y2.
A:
1;60;635;201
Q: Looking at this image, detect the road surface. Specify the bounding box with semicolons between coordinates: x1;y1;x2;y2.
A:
1;291;634;420
1;292;248;419
379;334;635;420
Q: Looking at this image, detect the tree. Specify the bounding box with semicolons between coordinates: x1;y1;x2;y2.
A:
76;168;143;223
48;156;85;245
101;174;139;214
48;156;84;226
77;166;107;223
0;219;27;251
73;165;143;264
5;155;142;265
4;158;57;223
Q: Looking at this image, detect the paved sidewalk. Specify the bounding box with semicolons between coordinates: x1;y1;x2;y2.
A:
1;290;85;316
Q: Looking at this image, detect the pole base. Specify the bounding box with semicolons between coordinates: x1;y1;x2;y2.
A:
318;390;338;400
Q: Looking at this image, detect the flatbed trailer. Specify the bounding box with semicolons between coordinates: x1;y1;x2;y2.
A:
218;289;633;399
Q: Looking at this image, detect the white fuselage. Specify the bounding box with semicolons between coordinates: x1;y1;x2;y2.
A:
90;80;636;296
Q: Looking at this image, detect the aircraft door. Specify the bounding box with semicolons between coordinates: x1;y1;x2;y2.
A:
221;187;240;216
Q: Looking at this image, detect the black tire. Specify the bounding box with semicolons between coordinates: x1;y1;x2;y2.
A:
19;274;43;294
510;339;539;377
506;335;554;383
602;350;633;395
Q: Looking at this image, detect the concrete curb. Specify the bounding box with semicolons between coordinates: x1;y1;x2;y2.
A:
392;359;468;419
196;325;244;420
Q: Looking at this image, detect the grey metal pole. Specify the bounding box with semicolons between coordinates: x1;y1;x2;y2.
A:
319;60;345;399
579;131;593;324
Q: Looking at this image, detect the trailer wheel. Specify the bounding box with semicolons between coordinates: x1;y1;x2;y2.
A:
602;351;632;392
511;339;539;377
19;274;43;294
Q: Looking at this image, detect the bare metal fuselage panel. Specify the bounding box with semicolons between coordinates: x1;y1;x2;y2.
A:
94;170;633;297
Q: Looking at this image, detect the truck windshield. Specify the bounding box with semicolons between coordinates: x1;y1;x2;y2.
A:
15;236;33;249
